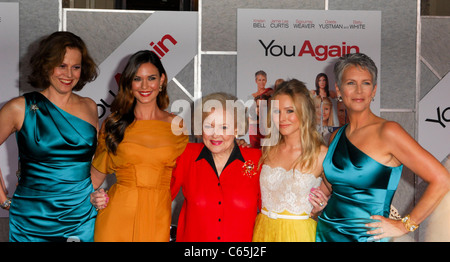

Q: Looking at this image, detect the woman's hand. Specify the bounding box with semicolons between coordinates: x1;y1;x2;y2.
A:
0;169;8;196
366;215;408;241
90;188;109;210
309;187;328;216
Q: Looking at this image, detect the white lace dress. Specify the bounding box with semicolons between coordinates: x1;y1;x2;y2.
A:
252;164;322;242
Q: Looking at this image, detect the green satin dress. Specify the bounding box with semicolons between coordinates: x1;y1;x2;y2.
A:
9;92;97;242
316;124;403;242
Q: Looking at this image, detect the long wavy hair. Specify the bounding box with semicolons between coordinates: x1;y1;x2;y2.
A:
259;79;324;172
103;50;168;154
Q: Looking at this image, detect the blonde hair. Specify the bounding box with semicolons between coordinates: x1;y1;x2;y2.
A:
260;79;324;172
313;96;335;126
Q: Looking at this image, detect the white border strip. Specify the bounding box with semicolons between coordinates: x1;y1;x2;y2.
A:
415;0;421;141
61;8;155;31
65;8;155;13
195;0;203;101
421;15;450;19
201;51;237;55
380;109;415;113
420;55;442;79
172;77;195;101
414;1;422;234
58;0;63;31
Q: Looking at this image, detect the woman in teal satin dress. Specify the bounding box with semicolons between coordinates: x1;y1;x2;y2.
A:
0;32;99;241
316;53;450;242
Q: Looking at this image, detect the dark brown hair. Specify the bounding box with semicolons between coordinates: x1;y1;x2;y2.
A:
314;73;330;97
27;31;98;91
104;50;168;154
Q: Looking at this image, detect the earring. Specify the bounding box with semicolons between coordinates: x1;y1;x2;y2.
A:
372;96;375;102
159;86;163;92
337;96;343;102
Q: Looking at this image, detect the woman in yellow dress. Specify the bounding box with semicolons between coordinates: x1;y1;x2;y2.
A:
252;79;329;242
90;50;188;241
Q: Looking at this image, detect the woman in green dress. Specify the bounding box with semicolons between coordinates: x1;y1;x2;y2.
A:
0;31;99;242
316;53;450;242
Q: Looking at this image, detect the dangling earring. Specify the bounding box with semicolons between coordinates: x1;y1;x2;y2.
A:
372;96;375;102
159;85;163;92
337;96;343;102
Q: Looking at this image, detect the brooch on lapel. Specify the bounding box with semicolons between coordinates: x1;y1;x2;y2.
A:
242;160;256;178
30;104;39;112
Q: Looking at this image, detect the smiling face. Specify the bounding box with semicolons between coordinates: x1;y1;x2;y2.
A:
202;108;236;157
271;94;300;137
48;47;82;94
337;65;377;113
317;76;327;89
131;62;166;105
255;74;267;90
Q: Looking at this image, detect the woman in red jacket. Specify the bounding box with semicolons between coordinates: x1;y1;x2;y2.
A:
171;92;262;242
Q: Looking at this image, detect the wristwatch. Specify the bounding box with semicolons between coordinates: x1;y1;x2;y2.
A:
0;198;11;209
401;214;419;232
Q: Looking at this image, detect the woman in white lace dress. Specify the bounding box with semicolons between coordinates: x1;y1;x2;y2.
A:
252;79;329;242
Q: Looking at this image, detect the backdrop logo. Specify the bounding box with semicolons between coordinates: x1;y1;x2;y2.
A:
425;106;450;128
259;39;360;61
76;11;198;124
149;34;178;59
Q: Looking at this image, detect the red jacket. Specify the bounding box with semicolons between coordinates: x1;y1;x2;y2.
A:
171;143;261;242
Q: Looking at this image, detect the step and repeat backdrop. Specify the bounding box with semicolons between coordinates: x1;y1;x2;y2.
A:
0;6;448;237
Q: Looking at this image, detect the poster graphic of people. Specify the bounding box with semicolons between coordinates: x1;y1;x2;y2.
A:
237;9;381;145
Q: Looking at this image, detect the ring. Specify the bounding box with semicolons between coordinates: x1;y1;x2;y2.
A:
319;202;324;207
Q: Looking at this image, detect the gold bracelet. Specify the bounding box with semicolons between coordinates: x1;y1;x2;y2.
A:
401;214;419;232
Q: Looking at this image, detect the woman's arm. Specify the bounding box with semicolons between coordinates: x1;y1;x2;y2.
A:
385;121;449;223
90;165;107;190
0;97;24;205
90;166;109;210
368;121;450;239
309;145;331;217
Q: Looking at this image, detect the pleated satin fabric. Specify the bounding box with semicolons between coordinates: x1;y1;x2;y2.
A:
316;124;403;242
9;92;97;242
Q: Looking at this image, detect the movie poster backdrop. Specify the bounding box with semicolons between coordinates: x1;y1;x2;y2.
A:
237;9;381;145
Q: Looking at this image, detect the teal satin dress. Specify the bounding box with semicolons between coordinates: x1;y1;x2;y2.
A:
9;92;97;242
316;124;403;242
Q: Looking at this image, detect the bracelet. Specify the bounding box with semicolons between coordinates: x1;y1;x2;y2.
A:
401;214;419;232
0;197;11;210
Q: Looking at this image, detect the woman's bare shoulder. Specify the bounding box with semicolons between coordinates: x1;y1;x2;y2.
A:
1;96;25;115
